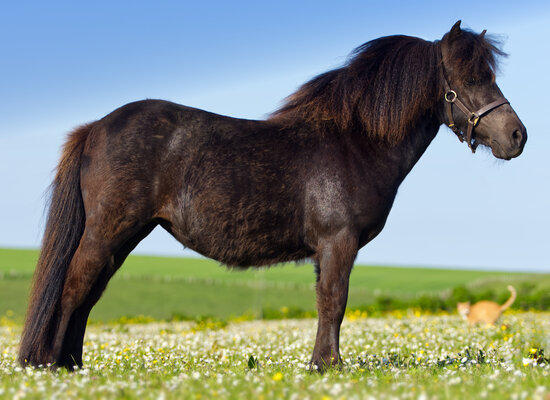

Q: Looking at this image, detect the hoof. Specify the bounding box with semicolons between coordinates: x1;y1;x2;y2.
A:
309;355;342;373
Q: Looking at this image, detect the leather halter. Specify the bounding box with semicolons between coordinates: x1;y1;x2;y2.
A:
442;76;509;153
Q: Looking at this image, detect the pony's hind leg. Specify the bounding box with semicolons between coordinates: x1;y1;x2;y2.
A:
56;268;111;368
55;222;157;368
49;229;115;368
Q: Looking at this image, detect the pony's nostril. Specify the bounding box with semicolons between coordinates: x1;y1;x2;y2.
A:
512;129;522;146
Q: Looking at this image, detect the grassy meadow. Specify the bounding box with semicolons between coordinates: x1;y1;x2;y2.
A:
0;248;548;399
0;248;547;323
1;313;549;399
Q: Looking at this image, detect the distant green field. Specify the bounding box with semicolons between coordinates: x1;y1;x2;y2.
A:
0;248;547;322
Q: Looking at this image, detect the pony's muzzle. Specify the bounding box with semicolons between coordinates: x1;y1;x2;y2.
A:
491;123;526;160
507;123;527;158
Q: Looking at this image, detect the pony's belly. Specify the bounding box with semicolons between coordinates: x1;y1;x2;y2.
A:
178;226;311;267
165;201;310;267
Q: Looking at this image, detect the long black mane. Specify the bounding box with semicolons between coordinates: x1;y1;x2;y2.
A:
270;31;504;145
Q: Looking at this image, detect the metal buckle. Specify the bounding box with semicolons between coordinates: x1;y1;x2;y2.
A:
468;113;480;126
444;90;457;103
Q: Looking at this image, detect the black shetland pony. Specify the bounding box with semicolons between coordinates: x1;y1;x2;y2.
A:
20;21;526;371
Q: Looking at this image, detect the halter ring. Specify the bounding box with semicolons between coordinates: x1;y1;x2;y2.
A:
444;90;457;103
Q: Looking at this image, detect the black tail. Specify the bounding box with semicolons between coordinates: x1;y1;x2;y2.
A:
19;123;93;366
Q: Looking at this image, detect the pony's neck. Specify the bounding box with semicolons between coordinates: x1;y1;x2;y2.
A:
270;37;444;146
361;55;447;180
371;116;441;182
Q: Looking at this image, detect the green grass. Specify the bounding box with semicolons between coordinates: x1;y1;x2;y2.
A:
0;248;547;323
0;313;548;399
0;248;548;398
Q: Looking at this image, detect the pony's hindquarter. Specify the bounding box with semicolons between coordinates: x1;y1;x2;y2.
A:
20;118;159;369
19;124;91;367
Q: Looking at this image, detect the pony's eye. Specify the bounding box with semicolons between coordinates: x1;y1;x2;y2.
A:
465;78;478;86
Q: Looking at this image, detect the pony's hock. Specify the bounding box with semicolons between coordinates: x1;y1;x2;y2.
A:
19;21;526;372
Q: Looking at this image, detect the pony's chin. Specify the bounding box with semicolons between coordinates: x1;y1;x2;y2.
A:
490;141;513;160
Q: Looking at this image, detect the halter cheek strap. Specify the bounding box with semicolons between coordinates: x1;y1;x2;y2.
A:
443;78;509;153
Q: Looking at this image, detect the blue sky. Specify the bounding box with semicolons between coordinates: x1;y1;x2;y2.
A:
1;1;549;272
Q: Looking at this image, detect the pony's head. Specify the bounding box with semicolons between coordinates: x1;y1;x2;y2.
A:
440;21;526;159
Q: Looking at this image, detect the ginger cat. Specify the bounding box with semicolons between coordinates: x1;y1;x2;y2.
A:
457;285;516;326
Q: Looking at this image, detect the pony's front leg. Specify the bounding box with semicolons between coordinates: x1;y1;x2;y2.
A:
310;229;357;372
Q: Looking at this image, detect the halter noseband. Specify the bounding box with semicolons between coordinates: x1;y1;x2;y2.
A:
442;74;509;153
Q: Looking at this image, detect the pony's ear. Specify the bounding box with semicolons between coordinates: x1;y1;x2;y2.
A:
479;29;487;38
450;20;462;39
